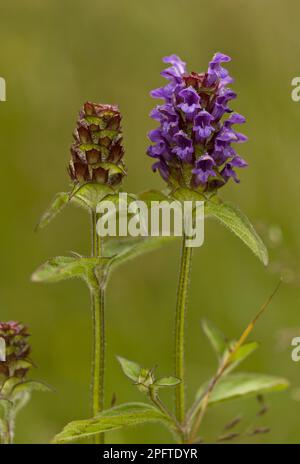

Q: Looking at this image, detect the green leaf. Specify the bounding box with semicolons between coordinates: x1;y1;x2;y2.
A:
31;256;110;284
172;187;205;202
52;402;172;444
71;182;114;210
117;356;141;382
36;192;70;230
103;236;176;271
32;237;173;287
137;189;170;205
205;199;268;266
202;320;228;358
196;373;289;405
1;377;23;397
154;376;181;387
0;337;5;361
9;359;34;373
226;342;259;374
11;380;53;397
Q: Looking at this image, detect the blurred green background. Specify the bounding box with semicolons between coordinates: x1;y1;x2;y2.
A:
0;0;300;444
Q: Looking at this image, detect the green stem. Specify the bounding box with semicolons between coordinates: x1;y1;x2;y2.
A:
174;236;193;429
1;416;14;444
91;286;105;444
90;210;105;445
149;388;183;441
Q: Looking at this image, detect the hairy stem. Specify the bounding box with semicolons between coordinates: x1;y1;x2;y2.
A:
90;210;105;444
1;415;14;444
174;236;193;429
149;388;183;441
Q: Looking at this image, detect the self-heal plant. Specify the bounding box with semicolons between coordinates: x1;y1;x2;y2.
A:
147;52;251;427
0;321;50;444
32;102;172;444
143;53;288;442
105;53;288;444
33;102;127;444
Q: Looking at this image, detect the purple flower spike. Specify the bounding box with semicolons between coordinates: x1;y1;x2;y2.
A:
147;53;248;192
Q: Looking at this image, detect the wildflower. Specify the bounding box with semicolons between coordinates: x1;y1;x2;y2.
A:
147;53;247;192
0;321;31;381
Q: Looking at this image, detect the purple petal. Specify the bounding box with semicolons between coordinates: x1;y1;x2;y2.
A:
231;156;248;167
210;52;232;64
225;113;246;127
163;55;187;75
221;163;240;183
152;159;170;181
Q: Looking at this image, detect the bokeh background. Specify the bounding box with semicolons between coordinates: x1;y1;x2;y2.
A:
0;0;300;444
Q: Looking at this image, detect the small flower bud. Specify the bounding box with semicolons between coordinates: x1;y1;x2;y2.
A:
137;368;155;393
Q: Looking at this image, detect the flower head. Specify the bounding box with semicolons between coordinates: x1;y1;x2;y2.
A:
0;321;31;380
147;53;247;192
69;102;126;187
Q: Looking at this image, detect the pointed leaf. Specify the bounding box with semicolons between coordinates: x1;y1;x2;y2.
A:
205;199;268;265
36;192;70;230
71;182;114;210
1;377;23;397
117;356;141;382
104;236;176;271
31;256;110;284
202;320;228;358
225;342;259;374
154;376;181;387
196;373;289;405
9;359;34;373
172;187;205;202
11;380;53;397
52;402;172;444
137;189;170;205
